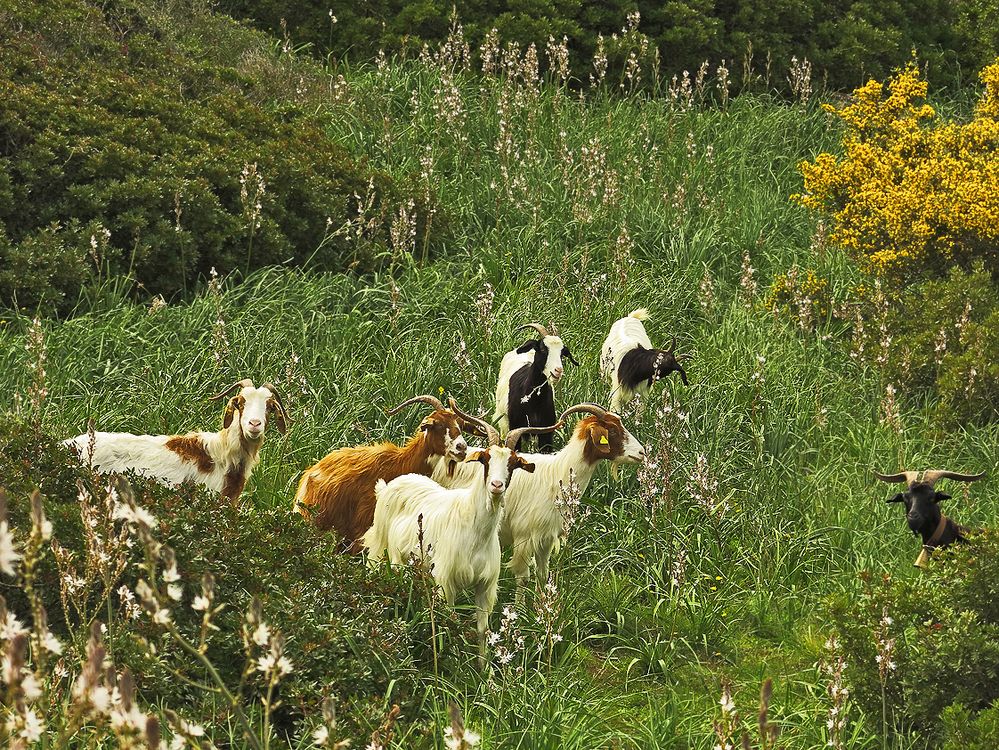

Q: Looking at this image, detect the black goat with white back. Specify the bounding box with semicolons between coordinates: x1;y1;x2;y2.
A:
493;322;579;453
875;469;986;567
600;308;690;412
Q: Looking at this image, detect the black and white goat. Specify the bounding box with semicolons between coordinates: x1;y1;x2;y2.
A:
493;322;579;453
600;309;690;412
62;379;289;502
875;469;986;567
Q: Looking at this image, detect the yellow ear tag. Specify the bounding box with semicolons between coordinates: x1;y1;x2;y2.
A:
599;435;609;445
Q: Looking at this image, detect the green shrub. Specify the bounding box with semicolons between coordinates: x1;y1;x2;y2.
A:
220;0;998;92
856;267;999;424
940;701;999;750
0;0;438;315
828;530;999;739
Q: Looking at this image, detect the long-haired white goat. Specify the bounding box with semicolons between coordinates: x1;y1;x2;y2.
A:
62;379;288;501
433;402;644;592
363;401;560;659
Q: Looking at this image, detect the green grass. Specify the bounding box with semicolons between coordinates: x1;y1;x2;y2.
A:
2;38;998;750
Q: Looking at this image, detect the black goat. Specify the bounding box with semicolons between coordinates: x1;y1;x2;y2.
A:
875;469;986;567
493;322;579;453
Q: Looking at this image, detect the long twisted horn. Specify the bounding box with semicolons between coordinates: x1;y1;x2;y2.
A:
874;471;920;485
515;322;550;339
506;421;563;450
558;403;610;422
261;382;291;425
448;398;500;446
922;470;986;487
385;395;446;415
210;378;254;401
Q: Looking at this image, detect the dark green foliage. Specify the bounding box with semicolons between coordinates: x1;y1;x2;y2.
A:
940;701;999;749
829;531;999;738
0;418;423;738
874;267;999;424
220;0;998;91
0;0;435;315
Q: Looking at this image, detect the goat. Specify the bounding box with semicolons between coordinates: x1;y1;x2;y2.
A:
363;403;559;661
435;402;644;592
875;469;987;567
600;308;690;412
493;322;579;453
293;395;483;553
62;379;289;502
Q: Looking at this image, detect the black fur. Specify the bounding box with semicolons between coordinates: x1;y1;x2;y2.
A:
887;483;969;548
505;338;578;453
617;345;688;390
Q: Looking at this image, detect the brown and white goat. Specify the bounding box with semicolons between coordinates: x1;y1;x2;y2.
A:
293;395;482;552
875;469;986;567
62;379;289;501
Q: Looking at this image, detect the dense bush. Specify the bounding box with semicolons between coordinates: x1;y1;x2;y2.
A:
795;62;999;281
828;530;999;739
0;418;430;741
0;0;437;315
221;0;999;92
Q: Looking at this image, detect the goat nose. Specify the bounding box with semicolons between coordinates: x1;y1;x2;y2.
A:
490;480;504;490
249;419;262;428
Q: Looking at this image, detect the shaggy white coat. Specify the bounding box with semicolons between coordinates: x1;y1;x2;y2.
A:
364;446;525;654
433;419;645;589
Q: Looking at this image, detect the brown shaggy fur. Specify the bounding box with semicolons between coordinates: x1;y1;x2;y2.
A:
165;436;215;473
295;411;468;553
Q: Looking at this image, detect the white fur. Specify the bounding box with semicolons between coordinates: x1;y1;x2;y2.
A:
433;419;645;590
364;446;522;656
492;335;566;434
62;384;275;497
600;308;652;411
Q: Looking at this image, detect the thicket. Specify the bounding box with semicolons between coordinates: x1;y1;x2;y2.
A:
0;0;436;315
221;0;999;91
829;532;999;743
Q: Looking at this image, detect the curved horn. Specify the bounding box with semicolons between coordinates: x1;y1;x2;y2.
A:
506;421;563;450
448;397;500;446
922;470;986;487
557;402;610;422
210;378;254;401
261;383;291;424
385;395;446;415
515;322;550;339
874;471;920;485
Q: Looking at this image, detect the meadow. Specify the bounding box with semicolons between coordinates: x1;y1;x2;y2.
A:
2;7;999;749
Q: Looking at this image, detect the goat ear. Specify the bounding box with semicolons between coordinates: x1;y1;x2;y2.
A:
515;340;539;354
419;417;434;432
267;399;288;434
223;397;240;428
934;492;952;503
564;349;581;366
886;492;905;504
467;450;489;464
517;459;536;474
589;425;611;454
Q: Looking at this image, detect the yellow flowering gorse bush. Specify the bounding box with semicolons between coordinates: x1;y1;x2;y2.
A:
795;61;999;279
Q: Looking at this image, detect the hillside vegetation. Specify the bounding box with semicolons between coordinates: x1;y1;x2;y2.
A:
2;1;999;748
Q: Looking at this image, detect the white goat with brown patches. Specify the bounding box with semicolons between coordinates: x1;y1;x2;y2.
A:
363;402;560;660
62;379;289;501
